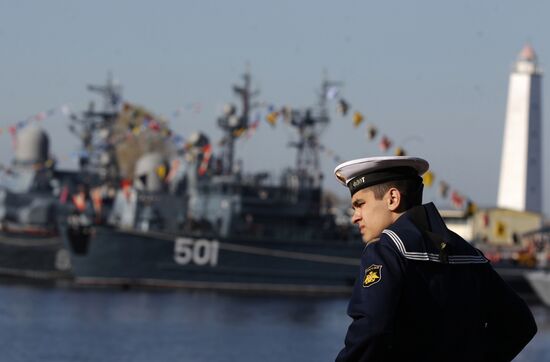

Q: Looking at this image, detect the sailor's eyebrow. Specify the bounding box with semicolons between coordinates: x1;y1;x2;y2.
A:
352;199;364;208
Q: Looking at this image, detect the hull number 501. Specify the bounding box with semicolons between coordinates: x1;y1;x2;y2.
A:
174;238;219;266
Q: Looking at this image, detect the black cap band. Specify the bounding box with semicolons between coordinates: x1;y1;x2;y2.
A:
348;167;421;195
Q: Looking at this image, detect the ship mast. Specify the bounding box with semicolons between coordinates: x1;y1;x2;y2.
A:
69;73;122;181
289;76;342;189
217;68;259;175
87;72;122;115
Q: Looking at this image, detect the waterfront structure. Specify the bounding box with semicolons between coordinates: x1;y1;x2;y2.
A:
472;208;542;246
497;45;543;213
442;208;541;246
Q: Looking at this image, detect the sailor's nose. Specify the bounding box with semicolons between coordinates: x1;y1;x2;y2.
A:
351;209;361;224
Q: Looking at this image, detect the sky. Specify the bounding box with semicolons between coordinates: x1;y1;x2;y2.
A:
1;0;550;215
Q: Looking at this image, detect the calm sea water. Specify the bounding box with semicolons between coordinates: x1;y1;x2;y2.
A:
0;284;548;362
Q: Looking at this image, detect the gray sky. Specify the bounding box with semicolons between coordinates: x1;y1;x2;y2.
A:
1;0;549;215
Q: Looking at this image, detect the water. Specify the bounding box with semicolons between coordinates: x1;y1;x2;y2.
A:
0;284;548;362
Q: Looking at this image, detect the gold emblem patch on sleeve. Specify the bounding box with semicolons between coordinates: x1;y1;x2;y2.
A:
363;264;382;288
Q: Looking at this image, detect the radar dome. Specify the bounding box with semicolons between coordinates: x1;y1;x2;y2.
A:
134;152;169;192
14;127;50;165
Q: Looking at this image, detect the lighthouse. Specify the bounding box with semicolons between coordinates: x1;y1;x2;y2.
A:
497;45;543;213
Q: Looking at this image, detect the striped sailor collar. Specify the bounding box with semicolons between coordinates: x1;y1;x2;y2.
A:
382;203;488;264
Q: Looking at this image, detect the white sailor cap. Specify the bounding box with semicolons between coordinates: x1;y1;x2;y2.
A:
334;156;429;195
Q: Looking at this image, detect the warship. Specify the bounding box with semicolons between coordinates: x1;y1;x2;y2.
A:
60;72;362;293
0;126;77;282
0;75;127;284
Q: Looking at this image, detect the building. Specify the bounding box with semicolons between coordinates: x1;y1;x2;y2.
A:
441;209;474;241
497;44;543;213
472;208;542;246
443;207;541;246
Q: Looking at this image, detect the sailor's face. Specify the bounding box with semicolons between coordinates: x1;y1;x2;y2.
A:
351;188;394;243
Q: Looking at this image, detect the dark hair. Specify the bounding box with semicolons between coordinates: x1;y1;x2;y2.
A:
369;177;424;210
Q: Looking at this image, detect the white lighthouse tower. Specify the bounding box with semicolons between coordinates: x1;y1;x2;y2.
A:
497;44;543;213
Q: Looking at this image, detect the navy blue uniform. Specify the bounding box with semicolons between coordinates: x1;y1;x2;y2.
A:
336;203;537;362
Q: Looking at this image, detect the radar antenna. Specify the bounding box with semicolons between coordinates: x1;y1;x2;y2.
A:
217;67;260;175
69;73;123;181
288;75;342;188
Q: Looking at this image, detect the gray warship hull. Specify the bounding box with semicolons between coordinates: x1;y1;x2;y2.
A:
0;167;81;283
525;271;550;306
0;231;71;282
62;225;361;293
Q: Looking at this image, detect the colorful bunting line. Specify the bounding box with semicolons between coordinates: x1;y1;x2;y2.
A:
2;105;72;137
333;95;476;212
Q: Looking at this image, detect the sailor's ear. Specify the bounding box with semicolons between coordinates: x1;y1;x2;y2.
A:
386;188;401;211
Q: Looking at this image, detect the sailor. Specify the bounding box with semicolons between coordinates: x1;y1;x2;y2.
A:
333;156;537;362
